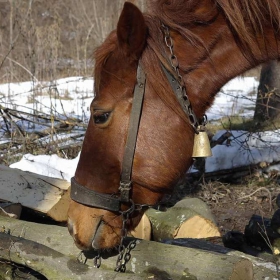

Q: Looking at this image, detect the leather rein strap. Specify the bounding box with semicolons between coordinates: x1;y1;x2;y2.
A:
70;64;146;211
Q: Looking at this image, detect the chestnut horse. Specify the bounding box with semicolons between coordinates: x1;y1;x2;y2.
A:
68;0;280;252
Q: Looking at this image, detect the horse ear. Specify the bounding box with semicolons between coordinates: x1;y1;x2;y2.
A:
117;2;147;60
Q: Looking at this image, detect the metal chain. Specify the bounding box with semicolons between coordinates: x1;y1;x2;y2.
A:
114;202;166;272
82;203;150;272
93;251;101;268
115;202;137;272
162;23;200;132
162;24;183;85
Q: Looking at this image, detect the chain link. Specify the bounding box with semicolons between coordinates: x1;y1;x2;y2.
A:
82;202;149;273
162;23;200;132
93;251;102;268
115;203;137;272
162;24;183;85
115;239;137;272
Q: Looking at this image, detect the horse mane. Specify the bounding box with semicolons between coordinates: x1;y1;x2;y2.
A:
94;0;280;121
148;0;280;50
142;0;280;119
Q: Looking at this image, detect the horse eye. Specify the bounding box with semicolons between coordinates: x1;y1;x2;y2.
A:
93;112;111;124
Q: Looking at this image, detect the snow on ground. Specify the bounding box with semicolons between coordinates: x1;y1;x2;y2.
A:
10;153;80;182
205;129;280;172
0;76;94;119
206;77;259;120
3;75;280;182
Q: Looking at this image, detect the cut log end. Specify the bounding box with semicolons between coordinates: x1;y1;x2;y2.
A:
175;215;221;239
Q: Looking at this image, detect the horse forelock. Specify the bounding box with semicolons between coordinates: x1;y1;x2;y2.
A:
94;31;118;95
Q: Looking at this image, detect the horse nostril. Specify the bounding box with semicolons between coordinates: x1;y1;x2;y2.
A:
68;218;74;236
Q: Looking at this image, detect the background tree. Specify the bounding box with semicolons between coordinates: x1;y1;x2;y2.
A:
253;60;280;125
0;0;147;82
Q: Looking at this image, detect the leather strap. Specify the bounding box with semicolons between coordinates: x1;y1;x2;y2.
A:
119;64;146;202
161;64;199;132
70;64;146;210
70;177;121;211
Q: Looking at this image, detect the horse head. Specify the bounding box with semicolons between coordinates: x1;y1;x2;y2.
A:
68;0;280;251
67;2;194;250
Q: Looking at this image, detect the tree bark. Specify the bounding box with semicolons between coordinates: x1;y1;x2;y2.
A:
254;60;280;123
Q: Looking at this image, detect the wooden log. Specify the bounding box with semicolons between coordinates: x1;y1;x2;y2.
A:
0;216;79;257
0;233;147;280
0;165;70;221
129;212;152;240
0;216;277;279
146;198;221;241
0;260;45;280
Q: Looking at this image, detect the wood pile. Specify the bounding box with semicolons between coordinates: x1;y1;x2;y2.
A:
0;165;70;221
0;166;279;279
0;216;278;279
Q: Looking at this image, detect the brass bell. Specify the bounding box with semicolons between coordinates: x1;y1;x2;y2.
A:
192;126;212;158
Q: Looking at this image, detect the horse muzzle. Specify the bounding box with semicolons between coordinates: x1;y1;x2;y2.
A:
67;200;123;250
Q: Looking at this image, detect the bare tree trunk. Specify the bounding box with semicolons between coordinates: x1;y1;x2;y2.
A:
8;0;13;102
254;60;280;124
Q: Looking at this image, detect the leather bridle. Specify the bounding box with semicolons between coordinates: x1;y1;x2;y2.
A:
70;64;147;211
70;61;197;212
70;25;200;213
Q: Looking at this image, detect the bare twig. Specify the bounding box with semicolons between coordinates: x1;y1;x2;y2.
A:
238;187;272;211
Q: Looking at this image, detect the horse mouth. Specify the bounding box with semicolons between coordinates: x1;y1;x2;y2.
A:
68;216;105;251
91;217;104;250
91;216;123;250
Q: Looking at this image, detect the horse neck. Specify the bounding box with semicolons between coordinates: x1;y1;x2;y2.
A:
171;18;280;118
